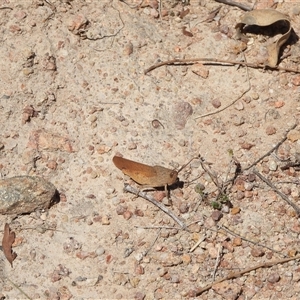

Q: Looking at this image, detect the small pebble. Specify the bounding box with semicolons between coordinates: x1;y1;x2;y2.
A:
211;210;223;221
158;268;168;277
182;254;191;264
152;119;164;129
231;207;240;215
251;248;265;257
269;160;278;171
288;249;297;257
266;126;276;135
178;139;187;147
240;142;255;150
244;182;253;191
128;143;137;150
129;276;140;288
46;160;58;170
40;212;48;221
170;274;180;283
248;173;256;182
135;265;144;275
211;99;221;108
267;273;280;283
160;229;169;238
101;215;110;225
274;101;284;108
292;75;300;86
123;42;133;56
234;101;244;111
232;237;242;246
23;68;34;75
134;292;145;300
221;205;229;213
116;205;127;215
236;191;245;200
251;92;259;100
244;191;253;198
105;188;115;195
123;210;133;220
287;129;300;142
179;202;189;213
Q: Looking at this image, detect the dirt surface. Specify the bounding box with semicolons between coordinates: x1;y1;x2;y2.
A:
1;0;300;299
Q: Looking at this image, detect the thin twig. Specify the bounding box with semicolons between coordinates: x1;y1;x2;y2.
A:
143;228;161;257
189;234;206;253
193;55;251;119
244;123;297;170
144;58;300;75
86;5;124;41
191;254;300;296
212;245;223;281
218;225;286;257
118;0;142;9
6;277;32;300
253;169;300;216
134;225;181;230
195;82;250;118
222;156;242;191
186;220;286;256
214;0;252;11
198;156;222;193
123;184;187;230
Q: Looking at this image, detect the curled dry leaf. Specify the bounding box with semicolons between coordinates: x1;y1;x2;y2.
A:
182;26;193;37
235;9;291;67
2;223;17;267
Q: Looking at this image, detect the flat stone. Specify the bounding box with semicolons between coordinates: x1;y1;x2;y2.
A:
0;176;58;215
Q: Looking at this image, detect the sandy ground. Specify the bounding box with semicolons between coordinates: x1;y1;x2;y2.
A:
1;0;300;299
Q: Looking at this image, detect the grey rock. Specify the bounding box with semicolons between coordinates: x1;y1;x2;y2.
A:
0;176;58;215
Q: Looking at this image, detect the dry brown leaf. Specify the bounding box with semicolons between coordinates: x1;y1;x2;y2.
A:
180;8;190;19
2;223;17;267
182;26;193;37
235;9;291;67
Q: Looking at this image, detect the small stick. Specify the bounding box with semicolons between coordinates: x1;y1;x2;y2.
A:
6;277;32;300
143;228;161;257
189;234;206;252
144;58;300;75
135;225;181;230
191;254;300;296
195;58;251;119
158;0;162;21
198;156;223;194
177;155;200;173
218;225;286;257
187;220;286;257
244;123;297;170
253;169;300;216
214;0;252;11
196;85;250;119
212;245;223;281
123;184;187;230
